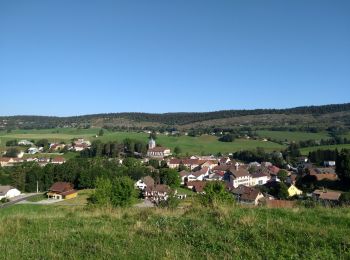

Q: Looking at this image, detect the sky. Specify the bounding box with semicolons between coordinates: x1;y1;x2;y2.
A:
0;0;349;116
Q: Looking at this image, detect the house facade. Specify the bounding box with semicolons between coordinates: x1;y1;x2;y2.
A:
143;184;171;203
147;147;171;158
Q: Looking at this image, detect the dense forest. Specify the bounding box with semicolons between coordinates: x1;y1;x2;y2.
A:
1;102;350;129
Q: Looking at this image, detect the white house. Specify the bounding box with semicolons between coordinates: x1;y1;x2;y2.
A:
226;164;254;189
251;172;270;186
324;161;336;167
135;176;155;190
28;147;39;154
0;186;21;200
18;140;34;146
191;167;211;181
179;171;197;185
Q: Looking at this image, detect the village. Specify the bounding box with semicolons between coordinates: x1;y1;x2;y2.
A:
0;136;343;208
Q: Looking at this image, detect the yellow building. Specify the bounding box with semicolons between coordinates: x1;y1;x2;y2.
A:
287;184;303;197
47;182;78;200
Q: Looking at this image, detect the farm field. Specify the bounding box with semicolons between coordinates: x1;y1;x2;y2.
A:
0;204;349;259
300;144;350;155
257;130;330;142
0;128;286;155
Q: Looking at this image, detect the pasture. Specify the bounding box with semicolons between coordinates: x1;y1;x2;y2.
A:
257;130;330;142
300;144;350;155
0;128;286;155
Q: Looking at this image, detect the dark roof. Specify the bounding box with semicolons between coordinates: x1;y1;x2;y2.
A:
0;185;16;195
188;181;207;193
52;157;65;162
213;165;231;171
179;170;191;177
228;167;250;178
49;182;74;193
251;172;269;178
268;165;280;174
60;190;77;196
192;167;209;177
145;184;170;193
142;176;155;188
231;185;262;201
313;190;341;201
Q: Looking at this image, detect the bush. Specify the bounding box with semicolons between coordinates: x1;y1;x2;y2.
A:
199;181;233;207
159;194;180;209
91;176;136;207
0;198;9;203
4;148;19;157
340;192;350;206
5;139;18;146
218;134;235;142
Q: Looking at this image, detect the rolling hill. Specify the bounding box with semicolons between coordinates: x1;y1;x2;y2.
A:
1;103;350;130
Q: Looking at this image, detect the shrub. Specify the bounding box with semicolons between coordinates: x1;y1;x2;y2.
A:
218;134;235;142
199;181;233;207
91;176;136;207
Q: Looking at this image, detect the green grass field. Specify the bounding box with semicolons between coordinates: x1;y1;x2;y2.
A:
257;130;330;142
0;204;349;259
0;128;286;155
300;144;350;155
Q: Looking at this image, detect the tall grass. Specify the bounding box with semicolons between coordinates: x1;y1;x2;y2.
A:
0;204;349;259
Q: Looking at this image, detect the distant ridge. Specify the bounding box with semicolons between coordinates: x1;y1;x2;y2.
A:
1;102;350;129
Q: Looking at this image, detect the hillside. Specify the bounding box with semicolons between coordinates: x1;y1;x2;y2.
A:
1;103;350;130
0;204;349;259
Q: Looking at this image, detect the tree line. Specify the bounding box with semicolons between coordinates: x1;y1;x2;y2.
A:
2;102;350;129
3;157;181;193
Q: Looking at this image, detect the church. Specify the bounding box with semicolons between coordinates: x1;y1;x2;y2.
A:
147;138;171;158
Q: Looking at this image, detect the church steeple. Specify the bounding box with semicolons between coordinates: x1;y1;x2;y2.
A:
148;138;156;149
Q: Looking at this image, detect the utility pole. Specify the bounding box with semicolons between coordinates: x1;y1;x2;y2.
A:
37;181;39;193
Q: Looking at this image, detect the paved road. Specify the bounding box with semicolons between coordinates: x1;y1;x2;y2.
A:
18;198;63;205
0;193;42;209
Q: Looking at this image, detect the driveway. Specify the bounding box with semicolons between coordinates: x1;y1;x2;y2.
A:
18;198;64;205
0;193;42;209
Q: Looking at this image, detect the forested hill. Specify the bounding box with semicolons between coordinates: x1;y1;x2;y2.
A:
1;103;350;129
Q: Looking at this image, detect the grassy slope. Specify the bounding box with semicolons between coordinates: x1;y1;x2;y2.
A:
300;144;350;155
257;130;330;142
0;204;349;259
0;128;286;155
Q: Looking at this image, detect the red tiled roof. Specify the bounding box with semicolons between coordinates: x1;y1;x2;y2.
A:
268;165;280;174
49;182;74;193
186;181;207;193
61;189;77;196
52;157;65;162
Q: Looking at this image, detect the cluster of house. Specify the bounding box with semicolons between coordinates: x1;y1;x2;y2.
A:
137;154;343;206
0;156;66;167
17;138;91;155
135;176;173;203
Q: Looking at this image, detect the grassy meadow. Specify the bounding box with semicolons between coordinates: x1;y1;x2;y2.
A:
0;128;286;155
257;130;330;142
300;144;350;155
0;203;349;259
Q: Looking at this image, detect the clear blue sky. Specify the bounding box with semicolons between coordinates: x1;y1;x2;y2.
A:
1;0;349;116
